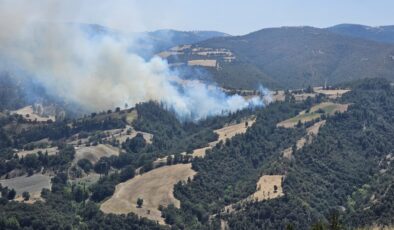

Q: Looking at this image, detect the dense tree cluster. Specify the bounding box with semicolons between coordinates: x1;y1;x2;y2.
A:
164;78;394;229
0;78;392;229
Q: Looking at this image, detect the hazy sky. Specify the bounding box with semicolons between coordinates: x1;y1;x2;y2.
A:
72;0;394;35
128;0;394;35
3;0;394;35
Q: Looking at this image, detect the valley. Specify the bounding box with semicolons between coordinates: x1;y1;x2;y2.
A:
0;3;393;228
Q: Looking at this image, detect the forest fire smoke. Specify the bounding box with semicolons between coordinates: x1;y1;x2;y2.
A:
0;0;266;120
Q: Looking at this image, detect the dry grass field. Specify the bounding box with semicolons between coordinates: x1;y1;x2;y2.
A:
101;164;196;224
103;125;153;145
271;90;286;102
0;174;51;202
249;175;284;201
12;106;56;122
293;93;317;101
187;59;217;67
74;144;120;165
283;120;326;159
314;87;351;99
16;147;58;158
192;117;256;158
277;102;348;128
223;175;285;213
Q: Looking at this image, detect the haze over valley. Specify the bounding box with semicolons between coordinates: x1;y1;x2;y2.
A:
0;1;393;230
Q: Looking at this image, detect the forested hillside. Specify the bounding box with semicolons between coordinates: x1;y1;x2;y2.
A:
0;78;392;229
162;26;394;89
327;24;394;44
161;78;394;229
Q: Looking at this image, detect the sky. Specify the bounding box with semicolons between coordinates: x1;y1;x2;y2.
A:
53;0;394;35
1;0;394;35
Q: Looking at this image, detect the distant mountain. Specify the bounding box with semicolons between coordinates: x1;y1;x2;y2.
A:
161;26;394;89
146;29;229;51
134;29;229;58
327;24;394;44
80;24;229;58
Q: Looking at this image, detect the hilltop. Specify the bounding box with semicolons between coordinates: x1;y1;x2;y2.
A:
327;24;394;44
160;25;394;89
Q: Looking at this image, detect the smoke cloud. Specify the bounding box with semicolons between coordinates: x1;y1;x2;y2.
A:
0;0;266;121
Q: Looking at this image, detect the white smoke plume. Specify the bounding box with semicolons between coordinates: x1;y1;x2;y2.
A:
0;0;266;121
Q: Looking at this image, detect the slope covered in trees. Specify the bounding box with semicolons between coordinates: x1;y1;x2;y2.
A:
162;78;394;229
163;26;394;89
0;78;392;229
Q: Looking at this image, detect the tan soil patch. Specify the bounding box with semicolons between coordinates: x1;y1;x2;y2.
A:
293;93;316;101
74;144;120;165
249;175;284;201
271;90;286;102
152;117;256;162
157;51;184;58
103;125;153;145
193;117;256;158
215;118;256;142
223;175;284;213
0;173;51;202
314;87;351;99
101;164;196;224
282;120;326;159
170;45;191;51
16;147;58;158
364;226;394;230
277;102;348;128
125;110;138;124
12;106;56;122
187;59;217;67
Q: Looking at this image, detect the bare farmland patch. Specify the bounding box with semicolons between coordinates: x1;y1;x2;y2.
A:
74;144;120;165
215;118;256;142
282;120;326;159
187;59;217;67
249;175;284;201
101;164;196;224
223;175;284;213
16;147;58;158
192;117;256;158
271;90;286;102
314;87;351;99
293;93;316;101
277;102;348;128
12;106;56;122
103;125;153;145
0;174;51;202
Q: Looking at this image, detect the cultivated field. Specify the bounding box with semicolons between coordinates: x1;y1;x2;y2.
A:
74;144;120;165
0;174;51;202
277;102;348;128
101;164;196;224
12;106;56;122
